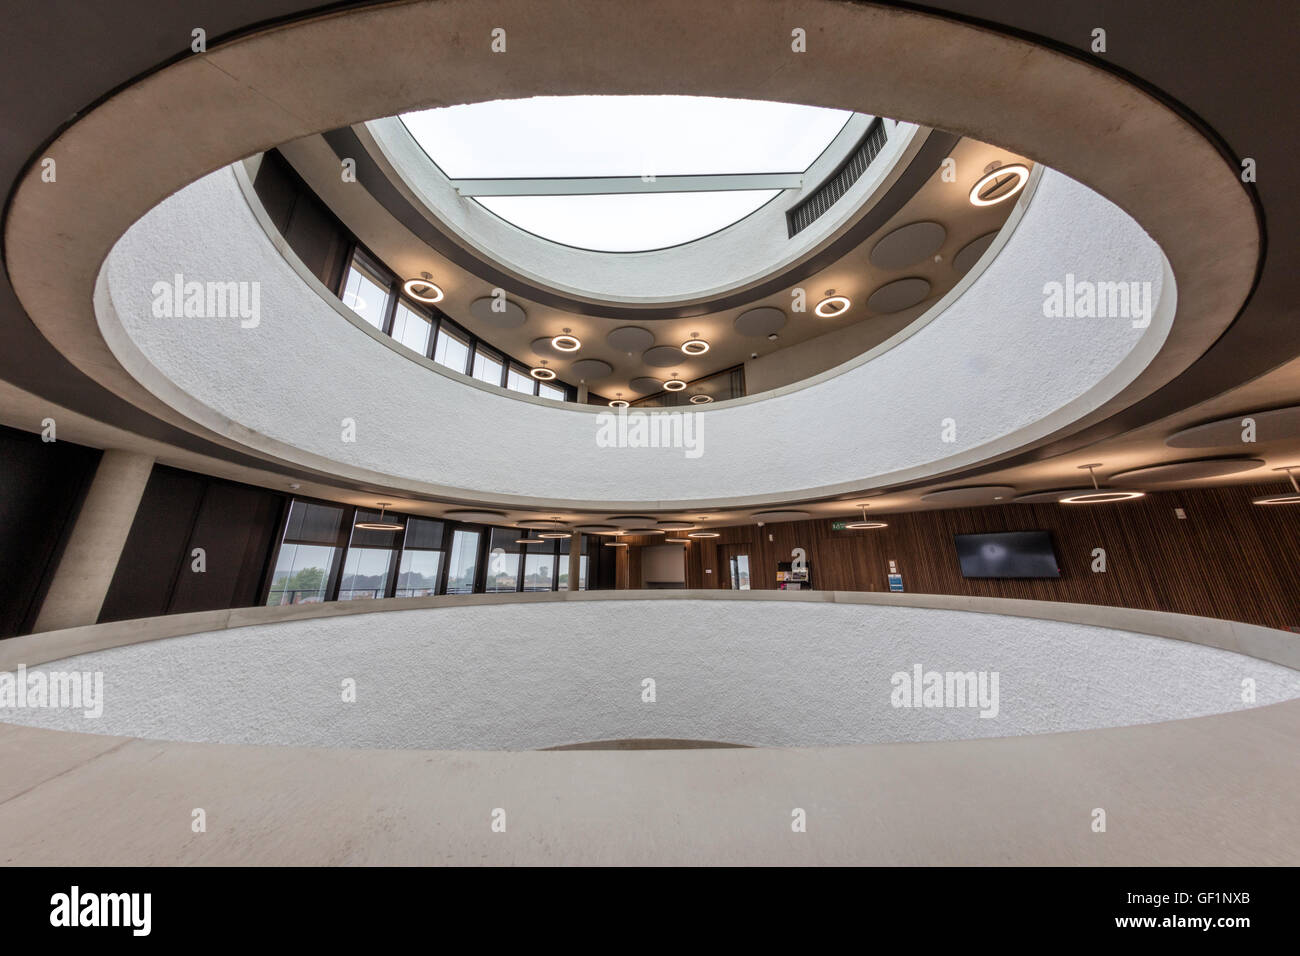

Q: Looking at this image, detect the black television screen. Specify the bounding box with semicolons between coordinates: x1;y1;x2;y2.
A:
954;531;1060;579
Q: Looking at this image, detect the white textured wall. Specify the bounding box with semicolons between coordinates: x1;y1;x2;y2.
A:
4;601;1293;750
100;165;1168;506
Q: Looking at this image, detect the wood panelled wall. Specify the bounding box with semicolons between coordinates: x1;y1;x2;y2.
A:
618;484;1300;630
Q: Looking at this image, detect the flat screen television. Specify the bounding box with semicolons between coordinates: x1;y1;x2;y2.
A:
954;531;1060;579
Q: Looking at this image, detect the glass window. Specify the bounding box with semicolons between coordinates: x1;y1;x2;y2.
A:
391;301;432;355
446;529;481;594
485;528;522;592
523;543;557;591
507;365;535;395
729;554;751;590
395;517;445;597
340;258;392;330
472;347;504;386
434;326;471;374
537;381;566;401
266;500;346;605
338;508;403;601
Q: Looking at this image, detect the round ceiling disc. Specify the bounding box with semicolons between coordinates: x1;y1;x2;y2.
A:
1109;458;1265;484
515;519;568;529
920;485;1016;506
628;376;663;394
607;515;659;529
444;509;506;522
568;358;613;380
952;231;999;275
1011;488;1093;503
867;277;933;313
606;326;655;352
642;345;686;368
733;307;787;337
469;296;527;328
1166;406;1300;448
869;221;947;270
751;510;812;522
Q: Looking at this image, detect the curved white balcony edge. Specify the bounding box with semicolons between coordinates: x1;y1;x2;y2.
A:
3;593;1295;752
95;164;1172;507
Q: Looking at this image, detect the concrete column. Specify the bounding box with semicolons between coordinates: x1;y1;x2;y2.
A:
576;382;589;404
34;450;155;633
567;533;581;591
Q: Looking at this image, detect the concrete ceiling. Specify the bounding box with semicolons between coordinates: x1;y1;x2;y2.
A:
0;0;1296;532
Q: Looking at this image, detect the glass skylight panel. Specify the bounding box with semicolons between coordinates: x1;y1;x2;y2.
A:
399;95;856;251
402;95;852;178
477;190;780;252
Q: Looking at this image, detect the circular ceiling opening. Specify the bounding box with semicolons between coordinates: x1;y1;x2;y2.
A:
399;95;855;252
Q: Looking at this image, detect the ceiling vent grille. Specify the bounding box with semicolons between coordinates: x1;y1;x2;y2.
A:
786;117;888;237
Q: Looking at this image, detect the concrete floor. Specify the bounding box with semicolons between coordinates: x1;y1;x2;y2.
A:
2;698;1297;866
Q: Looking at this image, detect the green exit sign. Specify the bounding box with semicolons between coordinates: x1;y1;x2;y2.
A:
831;521;848;530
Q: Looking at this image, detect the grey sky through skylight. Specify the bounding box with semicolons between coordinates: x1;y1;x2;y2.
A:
399;95;856;251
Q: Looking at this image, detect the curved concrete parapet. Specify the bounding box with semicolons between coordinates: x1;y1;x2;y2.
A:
3;593;1294;750
4;0;1256;510
95;164;1171;508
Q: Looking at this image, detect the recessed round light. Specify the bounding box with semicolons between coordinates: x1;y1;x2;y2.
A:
530;366;557;380
1059;490;1145;504
1253;466;1300;504
403;277;444;303
551;331;581;352
354;502;404;531
687;531;720;538
1253;493;1300;505
842;504;887;529
689;394;713;404
814;295;851;318
681;335;710;355
969;164;1030;206
1057;463;1145;504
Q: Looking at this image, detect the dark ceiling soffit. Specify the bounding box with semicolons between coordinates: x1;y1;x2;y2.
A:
321;125;961;321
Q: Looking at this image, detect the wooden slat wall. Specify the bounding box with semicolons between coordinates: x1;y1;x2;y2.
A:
620;484;1300;630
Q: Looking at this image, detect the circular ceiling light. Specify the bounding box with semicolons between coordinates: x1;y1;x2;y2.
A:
969;163;1030;206
814;295;851;318
687;531;720;538
355;502;405;531
689;394;713;404
1059;463;1145;504
604;541;628;547
664;375;687;391
609;392;629;408
551;329;581;352
681;333;710;355
538;531;572;539
1254;466;1300;505
515;536;549;545
530;361;557;380
844;504;887;530
403;273;444;303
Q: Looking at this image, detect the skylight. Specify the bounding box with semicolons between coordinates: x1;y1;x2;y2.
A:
400;96;855;252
